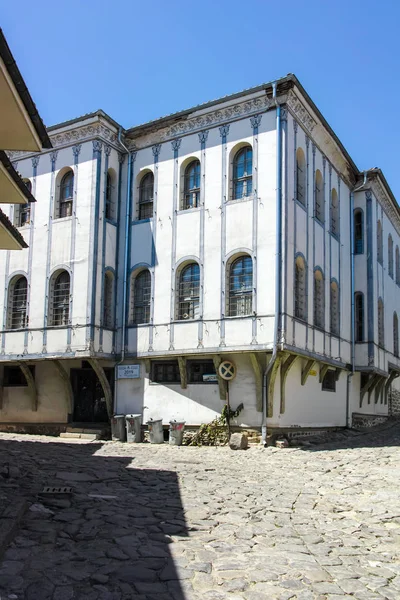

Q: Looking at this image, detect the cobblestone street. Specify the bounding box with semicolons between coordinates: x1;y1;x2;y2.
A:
0;425;399;600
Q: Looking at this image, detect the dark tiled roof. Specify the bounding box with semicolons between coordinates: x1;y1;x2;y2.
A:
0;28;52;149
0;151;36;202
0;208;27;248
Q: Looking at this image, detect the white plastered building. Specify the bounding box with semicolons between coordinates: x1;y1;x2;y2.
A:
1;74;399;435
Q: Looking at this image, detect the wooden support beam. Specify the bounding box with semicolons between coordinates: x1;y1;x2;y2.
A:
249;353;263;413
319;364;329;384
280;354;298;415
374;376;386;404
17;362;38;412
360;373;378;407
335;368;342;381
88;359;113;418
177;357;187;389
301;359;315;386
53;360;74;417
367;374;381;405
213;355;227;401
268;354;286;418
144;359;151;374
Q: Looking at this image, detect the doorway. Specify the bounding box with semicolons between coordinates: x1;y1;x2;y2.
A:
71;366;113;423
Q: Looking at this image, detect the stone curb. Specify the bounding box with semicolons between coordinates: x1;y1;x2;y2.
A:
0;499;28;561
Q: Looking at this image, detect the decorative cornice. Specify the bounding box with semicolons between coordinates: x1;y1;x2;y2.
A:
152;144;161;158
104;144;112;157
219;124;230;139
198;130;209;144
171;138;182;152
370;180;400;238
287;90;317;134
92;140;103;154
31;156;40;168
72;144;82;158
250;114;262;130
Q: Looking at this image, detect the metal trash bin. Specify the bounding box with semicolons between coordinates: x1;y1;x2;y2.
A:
169;420;185;446
111;414;126;442
147;419;164;444
125;414;142;443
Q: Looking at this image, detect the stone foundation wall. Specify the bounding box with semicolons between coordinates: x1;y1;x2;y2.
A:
351;413;388;430
389;389;400;418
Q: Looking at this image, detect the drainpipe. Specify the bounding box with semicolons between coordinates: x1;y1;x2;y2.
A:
262;81;282;444
114;128;132;415
347;171;367;427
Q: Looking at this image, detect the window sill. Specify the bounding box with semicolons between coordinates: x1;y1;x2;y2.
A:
313;217;325;228
172;319;201;324
314;325;325;333
132;218;153;225
46;325;70;330
321;387;336;393
294;198;307;211
16;223;31;230
53;216;73;223
105;218;117;227
294;316;308;325
329;231;340;242
226;196;252;205
224;314;253;320
128;323;150;328
177;207;200;215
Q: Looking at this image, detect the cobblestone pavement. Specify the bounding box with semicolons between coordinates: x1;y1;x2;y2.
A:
0;425;399;600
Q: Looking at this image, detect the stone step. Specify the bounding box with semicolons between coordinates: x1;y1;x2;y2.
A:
59;432;99;441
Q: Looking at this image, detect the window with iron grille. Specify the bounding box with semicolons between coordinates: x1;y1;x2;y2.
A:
322;369;336;392
151;361;180;383
330;281;339;336
330;188;339;236
182;160;200;210
177;263;200;320
50;271;70;326
396;247;400;284
313;269;325;329
105;171;114;220
4;365;35;387
394;313;399;357
132;270;151;324
294;256;307;321
354;209;363;254
377;220;383;264
138;172;154;220
233;147;252;200
58;171;74;218
388;235;394;278
296;148;306;205
228;255;252;317
378;298;384;347
8;276;28;330
103;271;114;328
15;180;31;227
355;292;364;342
314;170;324;223
187;360;217;384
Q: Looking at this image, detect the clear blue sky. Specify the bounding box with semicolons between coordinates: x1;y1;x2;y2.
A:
3;0;399;197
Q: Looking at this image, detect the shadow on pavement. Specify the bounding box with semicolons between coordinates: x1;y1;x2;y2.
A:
0;438;188;600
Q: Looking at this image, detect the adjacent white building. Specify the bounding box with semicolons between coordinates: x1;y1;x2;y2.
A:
1;74;399;435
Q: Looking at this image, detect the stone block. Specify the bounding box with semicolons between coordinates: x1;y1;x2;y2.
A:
229;432;248;450
275;439;289;448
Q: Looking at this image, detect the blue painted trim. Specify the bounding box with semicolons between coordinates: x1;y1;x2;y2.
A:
113;152;125;353
219;125;229;346
292;120;298;346
366;191;374;366
148;144;161;351
67;144;81;351
198;132;207;348
169;139;181;350
124;153;136;351
43;151;58;353
132;217;152;225
305;136;310;350
311;143;316;352
328;162;332;356
99;146;111;349
251;118;260;345
24;156;39;353
90;141;103;346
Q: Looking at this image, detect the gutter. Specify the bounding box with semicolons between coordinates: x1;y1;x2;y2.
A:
262;81;283;444
114;128;132;414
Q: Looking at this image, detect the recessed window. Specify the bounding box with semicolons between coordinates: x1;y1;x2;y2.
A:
151;361;180;383
105;171;116;220
50;271;70;326
355;292;364;342
8;276;28;330
228;255;253;317
177;263;200;320
330;188;339;236
4;365;35;387
394;312;399;358
58;171;74;218
233;146;252;200
182;160;200;210
103;271;114;328
294;255;307;321
330;280;339;336
396;246;400;284
322;369;336;392
354;209;363;254
296;148;306;205
388;235;394;278
138;172;154;220
187;360;217;384
314;170;324;223
132;270;151;324
378;298;384;347
15;179;32;227
314;269;325;329
377;220;383;264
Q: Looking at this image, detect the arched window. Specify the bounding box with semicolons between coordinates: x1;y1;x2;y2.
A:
330;280;339;336
8;276;28;329
50;271;70;326
355;292;364;342
388;235;394;278
182;160;200;210
105;171;115;220
396;246;400;285
314;268;325;329
394;312;399;357
14;179;32;227
58;171;74;218
233;146;252;200
378;298;384;347
103;271;114;328
377;220;383;264
138;172;154;220
228;255;253;316
294;255;307;321
314;170;324;223
177;263;200;320
132;270;151;324
354;209;363;254
296;148;306;205
330;188;339;236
